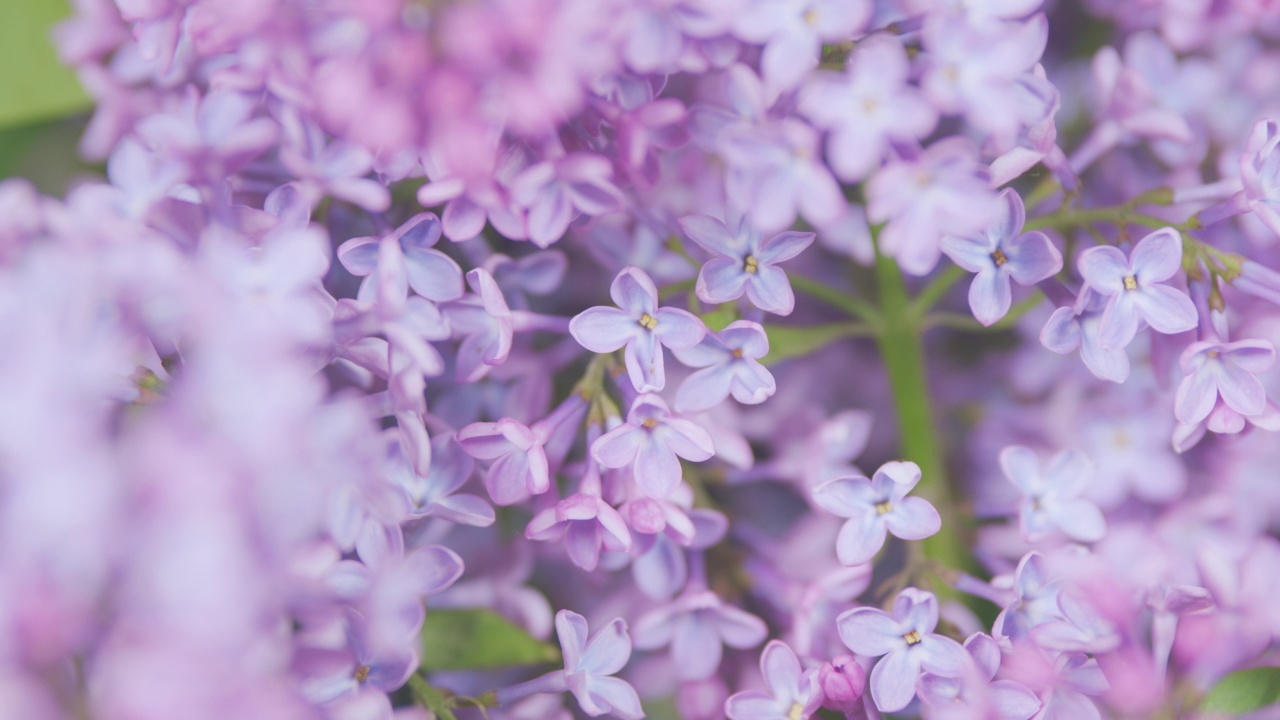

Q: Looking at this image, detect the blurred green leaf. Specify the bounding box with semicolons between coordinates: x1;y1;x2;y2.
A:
700;306;738;332
0;0;90;129
419;609;560;672
762;322;869;366
1202;667;1280;716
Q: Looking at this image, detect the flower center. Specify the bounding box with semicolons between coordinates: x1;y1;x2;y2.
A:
1123;275;1138;291
1207;349;1220;358
903;630;923;646
788;701;806;720
875;500;892;515
638;312;658;330
641;418;659;430
731;348;744;359
743;254;759;274
354;665;371;683
991;247;1008;267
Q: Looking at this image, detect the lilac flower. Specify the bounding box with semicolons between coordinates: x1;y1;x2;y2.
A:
134;87;278;183
633;588;769;680
917;633;1041;720
724;640;823;720
457;418;551;506
942;189;1062;326
278;110;390;212
817;655;866;714
1040;286;1131;383
443;268;515;383
1076;228;1197;350
511;153;625;247
720;119;846;234
1174;339;1275;428
526;493;632;572
390;432;495;527
336;213;465;305
679;214;814;315
672;320;775;412
1240;119;1280;236
811;460;942;566
837;587;970;712
993;552;1067;644
569;266;705;392
999;446;1106;543
798;34;938;182
495;611;644;720
867;138;998;276
732;0;873;94
592;394;714;499
301;611;417;704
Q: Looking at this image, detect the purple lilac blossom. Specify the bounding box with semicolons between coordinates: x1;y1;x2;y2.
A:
999;446;1107;543
672;320;776;412
724;640;823;720
1076;228;1198;350
811;460;942;566
592;393;715;499
679;214;814;315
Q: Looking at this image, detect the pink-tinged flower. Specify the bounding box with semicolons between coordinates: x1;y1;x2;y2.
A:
569;266;705;392
811;460;942;566
942;189;1062;326
673;320;775;412
679;215;814;315
457;418;550;506
732;0;872;94
1076;228;1197;350
725;640;823;720
918;633;1041;720
1001;646;1108;720
817;655;866;713
837;588;970;712
1174;339;1275;428
526;493;632;572
444;268;515;383
798;33;937;182
633;588;768;680
592;394;714;498
993;552;1067;645
336;213;465;305
134;87;278;183
278;110;390;212
720;119;846;234
999;446;1106;544
867;138;998;276
511;153;625;247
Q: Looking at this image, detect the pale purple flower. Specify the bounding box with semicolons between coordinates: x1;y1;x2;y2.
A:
592;394;714;499
302;611;417;704
1174;339;1275;427
732;0;872;93
278;110;390;212
134;87;278;183
1040;287;1130;383
633;588;768;680
526;493;632;571
867;138;998;276
720;119;846;233
391;433;495;527
336;213;465;306
811;460;942;566
443;268;515;383
992;552;1067;644
457;418;550;506
999;446;1106;544
569;266;705;392
724;640;823;720
942;189;1062;326
837;587;970;712
917;633;1041;720
1240;118;1280;236
672;320;776;412
679;214;814;315
1076;228;1197;350
798;33;937;182
511;153;625;247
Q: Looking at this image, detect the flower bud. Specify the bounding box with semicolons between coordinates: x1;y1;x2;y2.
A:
819;655;866;712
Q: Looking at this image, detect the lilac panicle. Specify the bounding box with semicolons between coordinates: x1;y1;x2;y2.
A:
724;640;823;720
679;214;814;315
811;460;942;566
1076;227;1197;350
569;266;705;392
837;587;970;712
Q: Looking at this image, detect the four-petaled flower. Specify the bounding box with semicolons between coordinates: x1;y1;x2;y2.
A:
570;266;705;392
633;589;769;680
557;610;646;720
1174;339;1276;429
811;461;942;566
592;394;715;499
679;214;815;316
725;640;823;720
672;320;776;412
1076;227;1197;350
999;446;1106;543
837;587;970;712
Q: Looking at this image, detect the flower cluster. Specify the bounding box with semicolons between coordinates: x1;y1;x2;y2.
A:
1;0;1280;719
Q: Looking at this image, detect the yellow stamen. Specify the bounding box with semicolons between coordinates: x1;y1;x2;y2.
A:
743;254;759;274
731;348;744;359
638;312;658;330
354;665;371;683
642;418;659;429
788;701;806;720
1123;275;1138;291
875;501;892;515
903;630;923;646
991;247;1008;267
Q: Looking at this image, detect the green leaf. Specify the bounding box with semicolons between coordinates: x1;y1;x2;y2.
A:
419;609;560;672
0;0;90;129
762;322;868;366
700;306;738;332
1202;667;1280;716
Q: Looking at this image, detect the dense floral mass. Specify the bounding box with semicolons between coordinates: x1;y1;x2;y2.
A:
5;0;1280;718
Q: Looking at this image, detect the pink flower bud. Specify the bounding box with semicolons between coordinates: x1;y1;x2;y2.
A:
819;655;866;712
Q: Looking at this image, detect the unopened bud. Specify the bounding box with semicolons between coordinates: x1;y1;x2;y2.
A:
819;655;866;712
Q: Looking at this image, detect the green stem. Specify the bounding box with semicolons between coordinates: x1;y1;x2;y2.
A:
912;265;966;314
873;251;969;579
790;275;881;325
